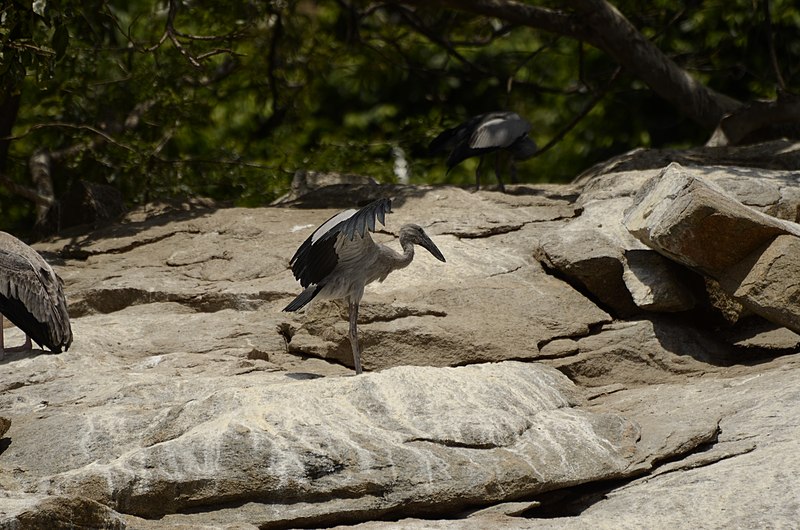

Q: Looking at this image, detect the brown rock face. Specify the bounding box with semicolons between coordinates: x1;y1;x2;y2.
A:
2;153;800;528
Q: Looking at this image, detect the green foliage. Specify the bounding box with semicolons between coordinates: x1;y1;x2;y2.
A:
1;0;798;232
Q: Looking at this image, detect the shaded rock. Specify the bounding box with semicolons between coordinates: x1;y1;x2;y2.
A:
624;163;800;333
537;187;695;317
622;249;695;312
545;318;732;387
721;235;800;333
0;495;125;530
536;228;638;316
719;316;800;353
573;139;800;187
272;169;382;207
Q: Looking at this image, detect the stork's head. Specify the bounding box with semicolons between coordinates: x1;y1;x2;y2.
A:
399;224;446;262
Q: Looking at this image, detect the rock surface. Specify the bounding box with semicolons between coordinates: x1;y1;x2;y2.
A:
2;149;800;528
625;163;800;333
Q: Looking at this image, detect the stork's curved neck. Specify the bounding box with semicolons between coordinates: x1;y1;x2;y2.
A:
395;233;416;268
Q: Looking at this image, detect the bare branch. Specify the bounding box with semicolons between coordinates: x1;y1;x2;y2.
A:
5;122;137;154
387;0;584;39
0;173;55;207
166;0;202;68
537;66;623;155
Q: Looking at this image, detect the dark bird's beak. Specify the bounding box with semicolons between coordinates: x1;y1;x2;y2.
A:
419;232;446;263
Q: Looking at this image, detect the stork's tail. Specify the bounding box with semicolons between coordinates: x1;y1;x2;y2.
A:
283;285;322;312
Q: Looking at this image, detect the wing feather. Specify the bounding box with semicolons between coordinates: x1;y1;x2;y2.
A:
0;232;72;352
289;198;392;288
470;113;531;149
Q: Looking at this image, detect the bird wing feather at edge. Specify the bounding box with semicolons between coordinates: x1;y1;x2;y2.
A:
0;238;73;349
470;114;532;149
289;198;392;288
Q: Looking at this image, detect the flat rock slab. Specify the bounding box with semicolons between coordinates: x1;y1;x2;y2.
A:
5;362;642;528
335;359;800;530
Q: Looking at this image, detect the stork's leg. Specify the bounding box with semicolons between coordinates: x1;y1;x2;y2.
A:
494;153;506;193
347;300;363;375
474;157;484;191
0;314;33;355
510;159;519;184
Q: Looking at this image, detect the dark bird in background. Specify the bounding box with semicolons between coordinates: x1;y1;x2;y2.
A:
429;111;538;192
0;231;73;358
283;198;446;374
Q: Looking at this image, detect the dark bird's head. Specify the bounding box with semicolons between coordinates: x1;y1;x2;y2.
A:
399;224;446;263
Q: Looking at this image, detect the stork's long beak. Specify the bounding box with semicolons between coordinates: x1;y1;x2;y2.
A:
419;232;446;263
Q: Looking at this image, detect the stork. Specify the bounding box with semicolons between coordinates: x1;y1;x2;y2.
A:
0;231;73;359
429;111;537;192
283;198;446;374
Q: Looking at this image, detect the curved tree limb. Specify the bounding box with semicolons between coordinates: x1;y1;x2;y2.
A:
391;0;741;129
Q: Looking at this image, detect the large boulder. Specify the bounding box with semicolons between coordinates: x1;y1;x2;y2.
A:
624;163;800;333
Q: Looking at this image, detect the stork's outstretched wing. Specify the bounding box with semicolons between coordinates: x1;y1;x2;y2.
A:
289;198;392;289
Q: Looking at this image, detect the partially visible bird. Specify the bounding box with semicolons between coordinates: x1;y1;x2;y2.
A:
283;198;446;374
429;111;538;192
0;231;73;358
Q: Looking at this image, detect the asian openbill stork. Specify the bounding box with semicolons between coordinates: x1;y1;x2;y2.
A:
429;111;537;192
0;231;72;358
283;198;446;374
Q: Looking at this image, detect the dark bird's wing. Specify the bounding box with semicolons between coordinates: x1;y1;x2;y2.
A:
0;232;73;352
288;198;392;289
428;113;489;156
509;135;538;160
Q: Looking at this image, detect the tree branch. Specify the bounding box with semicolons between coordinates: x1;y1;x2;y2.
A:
537;66;623;155
389;0;583;38
0;173;55;207
391;0;741;129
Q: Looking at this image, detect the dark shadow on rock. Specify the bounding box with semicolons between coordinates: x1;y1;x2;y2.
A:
45;197;222;260
0;437;11;457
284;372;325;380
271;182;454;211
0;348;58;365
